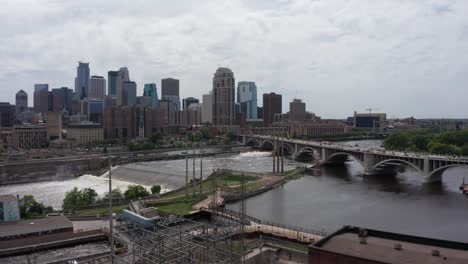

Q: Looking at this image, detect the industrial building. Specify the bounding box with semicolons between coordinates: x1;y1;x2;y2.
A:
309;225;468;264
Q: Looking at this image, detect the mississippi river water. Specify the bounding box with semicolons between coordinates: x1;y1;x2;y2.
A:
2;140;468;242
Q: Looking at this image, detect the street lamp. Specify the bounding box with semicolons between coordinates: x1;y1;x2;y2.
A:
186;131;203;198
104;145;114;259
182;150;189;197
274;113;286;174
199;145;205;195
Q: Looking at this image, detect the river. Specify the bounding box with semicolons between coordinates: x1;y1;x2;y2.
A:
2;140;468;242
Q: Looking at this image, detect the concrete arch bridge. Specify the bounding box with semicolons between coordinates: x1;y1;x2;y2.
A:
241;135;468;183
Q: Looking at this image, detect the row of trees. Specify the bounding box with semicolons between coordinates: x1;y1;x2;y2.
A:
19;195;53;218
62;184;161;209
383;130;468;155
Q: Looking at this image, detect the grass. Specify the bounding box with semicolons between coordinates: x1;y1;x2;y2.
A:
162;172;259;199
157;201;194;215
222;174;258;182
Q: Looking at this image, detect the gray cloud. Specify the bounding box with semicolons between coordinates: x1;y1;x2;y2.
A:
1;0;468;118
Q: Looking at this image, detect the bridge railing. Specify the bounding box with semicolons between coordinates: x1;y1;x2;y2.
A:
261;220;327;237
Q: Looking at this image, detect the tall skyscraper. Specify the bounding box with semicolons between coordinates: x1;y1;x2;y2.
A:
202;92;213;124
161;78;179;97
289;99;306;122
88;76;106;100
263;92;282;127
74;62;90;99
0;103;16;127
116;67;130;106
33;84;49;113
237;81;258;120
182;97;199;110
15;90;28;116
143;83;159;108
123;81;137;106
212;67;235;126
108;71;119;96
51;87;73;114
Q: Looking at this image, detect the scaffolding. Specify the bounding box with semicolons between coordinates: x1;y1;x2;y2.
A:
109;214;245;264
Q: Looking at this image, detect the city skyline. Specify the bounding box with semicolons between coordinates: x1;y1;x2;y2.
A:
2;0;468;118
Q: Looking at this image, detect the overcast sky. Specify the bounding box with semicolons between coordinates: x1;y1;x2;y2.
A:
1;0;468;118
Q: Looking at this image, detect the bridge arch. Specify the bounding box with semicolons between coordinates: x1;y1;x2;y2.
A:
280;143;295;155
326;152;365;167
373;159;424;175
295;146;320;160
259;140;275;150
428;164;468;179
245;138;260;147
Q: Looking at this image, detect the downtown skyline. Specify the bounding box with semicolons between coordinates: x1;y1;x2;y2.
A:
2;0;468;118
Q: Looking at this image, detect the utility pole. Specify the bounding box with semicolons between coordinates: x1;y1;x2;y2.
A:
200;145;204;195
273;132;276;173
281;123;284;174
108;147;114;260
185;147;188;197
192;148;196;198
276;128;280;173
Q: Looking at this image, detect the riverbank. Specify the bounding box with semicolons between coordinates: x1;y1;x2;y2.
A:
70;167;307;217
0;145;243;186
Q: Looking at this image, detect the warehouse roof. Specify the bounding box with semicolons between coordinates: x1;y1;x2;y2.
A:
0;216;73;238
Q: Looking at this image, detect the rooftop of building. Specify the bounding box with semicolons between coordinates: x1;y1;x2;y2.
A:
14;124;48;129
0;195;17;202
68;121;102;128
354;111;387;117
0;216;73;238
311;226;468;264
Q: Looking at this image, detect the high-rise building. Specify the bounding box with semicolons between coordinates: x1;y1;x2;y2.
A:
289;99;306;122
176;103;202;127
137;96;152;107
161;78;179;97
116;67;130;106
212;67;235;126
201;92;213;124
104;105;156;143
74;62;90;99
257;106;263;119
108;71;119;96
0;103;16;127
88;76;106;100
33;84;49;113
15;90;28;121
34;84;48;92
182;97;199;109
51;87;73;114
143;83;159;108
263;92;282;127
80;98;104;124
237;81;257;120
123;81;137;106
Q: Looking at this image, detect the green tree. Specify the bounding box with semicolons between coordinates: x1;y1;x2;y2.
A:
19;195;51;218
63;187;98;209
105;189;124;201
200;127;210;140
150;132;163;145
384;133;411;150
428;142;460;155
124;185;150;200
151;185;162;195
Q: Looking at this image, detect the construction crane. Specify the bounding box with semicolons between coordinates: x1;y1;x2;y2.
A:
365;107;379;114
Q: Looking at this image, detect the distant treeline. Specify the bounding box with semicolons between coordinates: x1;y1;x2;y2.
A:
383;130;468;155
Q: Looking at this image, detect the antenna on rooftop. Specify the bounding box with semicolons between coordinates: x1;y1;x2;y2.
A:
365;107;379;114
